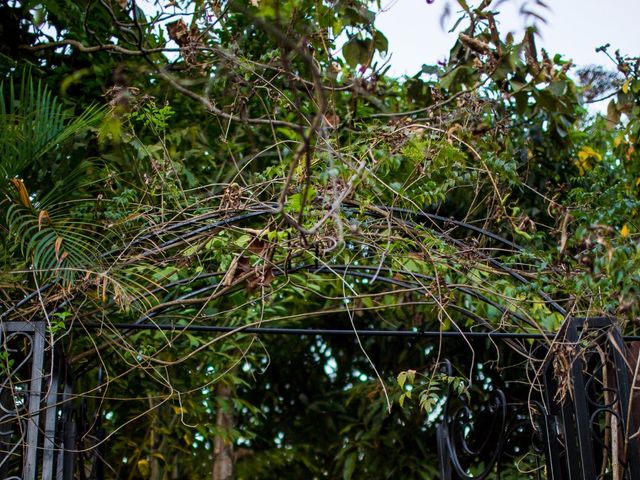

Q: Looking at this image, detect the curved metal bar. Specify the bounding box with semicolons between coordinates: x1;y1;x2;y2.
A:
79;323;554;339
370;205;526;253
438;371;551;479
309;265;536;328
138;209;272;256
0;326;47;478
0;281;56;321
134;265;536;338
448;389;508;480
0;332;34;415
137;271;225;301
5;204;565;328
135;262;536;332
64;261;530;380
102;205;276;257
584;364;619;409
0;334;32;477
134;266;487;327
436;358;552;480
0;416;27;474
364;206;567;316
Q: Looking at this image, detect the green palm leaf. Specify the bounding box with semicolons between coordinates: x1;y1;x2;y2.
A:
0;73;103;180
0;72;105;285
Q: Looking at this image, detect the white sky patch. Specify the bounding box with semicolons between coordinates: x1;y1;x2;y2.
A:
376;0;640;77
99;1;637;116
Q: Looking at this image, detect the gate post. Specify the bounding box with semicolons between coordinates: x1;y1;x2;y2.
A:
0;320;69;479
541;317;640;479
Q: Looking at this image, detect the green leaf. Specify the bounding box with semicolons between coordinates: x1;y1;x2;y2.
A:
514;227;532;240
343;452;357;480
397;371;407;389
373;30;388;55
548;80;567;97
53;311;73;320
286;186;316;213
421;64;439;75
440;66;474;91
510;80;527;93
342;37;372;67
235;234;252;248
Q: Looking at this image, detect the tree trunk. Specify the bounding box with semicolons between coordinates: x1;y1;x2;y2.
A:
212;381;234;480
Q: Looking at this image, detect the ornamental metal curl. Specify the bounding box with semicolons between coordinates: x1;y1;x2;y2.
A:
437;359;545;480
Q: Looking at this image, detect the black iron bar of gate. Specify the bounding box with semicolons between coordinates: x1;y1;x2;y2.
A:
79;322;640;342
539;317;640;480
0;321;52;479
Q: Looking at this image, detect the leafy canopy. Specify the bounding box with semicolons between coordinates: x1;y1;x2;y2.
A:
0;0;639;478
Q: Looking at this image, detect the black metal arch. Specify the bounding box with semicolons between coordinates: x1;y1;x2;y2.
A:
2;203;564;325
93;204;567;335
2;206;639;480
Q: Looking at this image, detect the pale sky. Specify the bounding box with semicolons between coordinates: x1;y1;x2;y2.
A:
376;0;640;77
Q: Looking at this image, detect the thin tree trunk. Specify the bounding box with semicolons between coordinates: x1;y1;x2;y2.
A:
212;381;234;480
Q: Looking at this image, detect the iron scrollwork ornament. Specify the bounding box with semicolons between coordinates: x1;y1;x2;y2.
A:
437;360;545;479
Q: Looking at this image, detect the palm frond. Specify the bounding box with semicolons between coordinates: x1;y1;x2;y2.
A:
5;202;104;284
0;72;107;286
0;73;104;181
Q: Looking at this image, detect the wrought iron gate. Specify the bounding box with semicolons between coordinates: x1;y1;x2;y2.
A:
436;317;640;479
2;317;640;479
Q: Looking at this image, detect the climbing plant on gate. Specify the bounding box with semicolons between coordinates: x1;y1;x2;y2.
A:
1;0;639;478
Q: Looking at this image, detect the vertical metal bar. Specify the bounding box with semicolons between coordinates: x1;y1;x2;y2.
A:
23;321;46;480
566;318;598;479
540;357;568;480
436;423;452;480
62;419;76;480
42;352;61;480
0;327;10;477
94;427;105;480
541;413;563;480
559;396;581;478
59;380;75;480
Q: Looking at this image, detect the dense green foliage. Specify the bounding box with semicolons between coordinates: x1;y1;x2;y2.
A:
0;0;639;478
